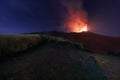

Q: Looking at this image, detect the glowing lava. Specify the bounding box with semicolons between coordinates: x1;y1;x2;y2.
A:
74;24;88;33
61;0;88;33
79;25;88;32
62;9;88;33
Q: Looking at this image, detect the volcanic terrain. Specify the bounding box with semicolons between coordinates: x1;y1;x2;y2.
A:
0;32;120;80
40;31;120;56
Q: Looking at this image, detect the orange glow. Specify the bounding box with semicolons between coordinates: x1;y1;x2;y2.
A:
79;25;88;32
63;9;88;33
72;24;88;32
61;0;88;33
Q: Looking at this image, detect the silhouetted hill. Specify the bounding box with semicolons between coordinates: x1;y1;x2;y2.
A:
39;31;120;56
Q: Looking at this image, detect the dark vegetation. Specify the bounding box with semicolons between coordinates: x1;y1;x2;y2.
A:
0;34;85;59
0;35;42;57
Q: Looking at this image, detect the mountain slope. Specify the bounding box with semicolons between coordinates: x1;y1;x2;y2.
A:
40;31;120;55
0;34;108;80
0;34;119;80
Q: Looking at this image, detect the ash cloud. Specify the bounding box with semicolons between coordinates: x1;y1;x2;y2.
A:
59;0;88;32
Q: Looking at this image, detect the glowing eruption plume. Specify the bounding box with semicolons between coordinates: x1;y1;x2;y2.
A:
79;25;88;32
60;0;88;32
74;24;88;32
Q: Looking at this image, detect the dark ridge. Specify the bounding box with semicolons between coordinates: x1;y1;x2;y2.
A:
38;31;120;56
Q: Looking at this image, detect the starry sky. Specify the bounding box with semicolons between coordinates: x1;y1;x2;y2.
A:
0;0;120;36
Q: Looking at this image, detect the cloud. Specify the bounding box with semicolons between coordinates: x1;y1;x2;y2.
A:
59;0;88;32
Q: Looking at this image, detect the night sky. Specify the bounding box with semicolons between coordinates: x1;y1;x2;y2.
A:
0;0;120;36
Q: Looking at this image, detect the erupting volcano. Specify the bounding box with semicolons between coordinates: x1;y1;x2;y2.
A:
76;24;88;32
63;12;88;33
80;25;88;32
61;0;88;33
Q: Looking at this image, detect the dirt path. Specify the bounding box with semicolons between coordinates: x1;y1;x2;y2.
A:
0;42;119;80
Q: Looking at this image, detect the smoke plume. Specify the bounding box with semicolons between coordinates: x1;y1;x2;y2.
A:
60;0;88;32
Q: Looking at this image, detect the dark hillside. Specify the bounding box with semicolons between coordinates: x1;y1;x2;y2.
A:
40;31;120;55
0;34;119;80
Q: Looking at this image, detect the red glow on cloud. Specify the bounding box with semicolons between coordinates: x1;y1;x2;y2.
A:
61;0;88;32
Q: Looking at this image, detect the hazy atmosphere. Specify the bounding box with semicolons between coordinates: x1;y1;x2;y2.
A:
0;0;120;36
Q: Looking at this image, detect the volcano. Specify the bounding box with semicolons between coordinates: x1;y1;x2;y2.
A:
39;31;120;56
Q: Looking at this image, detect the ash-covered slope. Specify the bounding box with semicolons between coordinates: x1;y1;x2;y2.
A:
40;31;120;55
